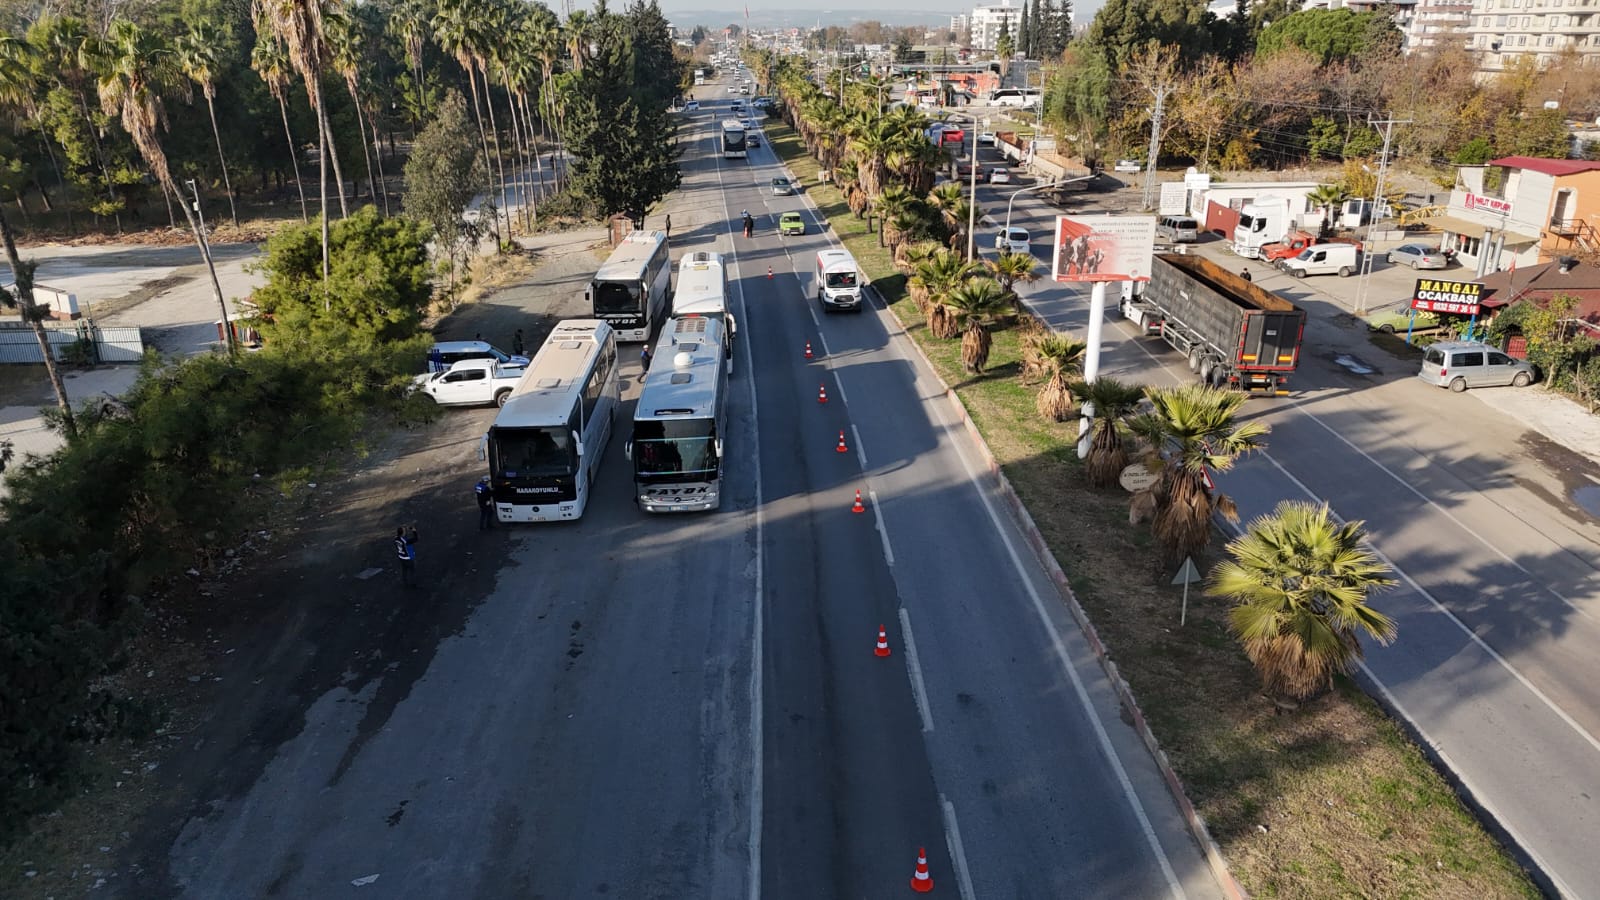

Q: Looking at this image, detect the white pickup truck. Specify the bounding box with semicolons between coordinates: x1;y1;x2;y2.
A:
412;359;524;407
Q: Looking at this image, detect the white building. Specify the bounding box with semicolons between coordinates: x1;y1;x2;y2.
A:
970;0;1023;51
1467;0;1600;72
1405;0;1473;50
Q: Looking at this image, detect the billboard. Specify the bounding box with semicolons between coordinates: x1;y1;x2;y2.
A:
1052;215;1158;283
1158;182;1188;217
1412;278;1483;316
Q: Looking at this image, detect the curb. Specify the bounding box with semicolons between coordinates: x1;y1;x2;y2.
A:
866;281;1249;900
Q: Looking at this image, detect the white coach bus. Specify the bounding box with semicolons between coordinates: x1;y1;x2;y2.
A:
674;251;737;369
625;315;730;513
483;319;620;523
721;119;747;158
589;230;671;343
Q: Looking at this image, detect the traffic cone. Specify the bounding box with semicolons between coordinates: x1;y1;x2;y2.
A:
818;384;828;404
767;265;773;279
910;847;934;892
874;625;891;657
836;430;849;453
804;341;813;359
851;489;865;514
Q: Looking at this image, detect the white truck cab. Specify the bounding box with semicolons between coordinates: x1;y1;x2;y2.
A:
412;359;525;407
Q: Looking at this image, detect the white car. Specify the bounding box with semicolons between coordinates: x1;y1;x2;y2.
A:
684;100;699;112
995;226;1031;254
1113;159;1142;173
728;84;739;93
977;132;997;146
988;167;1011;185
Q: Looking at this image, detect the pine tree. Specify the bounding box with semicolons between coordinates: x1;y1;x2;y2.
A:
1020;1;1032;58
1054;0;1075;56
1032;0;1047;57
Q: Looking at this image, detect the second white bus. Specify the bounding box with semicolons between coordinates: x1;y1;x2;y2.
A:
675;250;737;370
483;319;620;523
588;230;671;343
626;314;730;513
721;119;747;158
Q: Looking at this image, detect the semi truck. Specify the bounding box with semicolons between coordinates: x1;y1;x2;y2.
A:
1120;254;1306;395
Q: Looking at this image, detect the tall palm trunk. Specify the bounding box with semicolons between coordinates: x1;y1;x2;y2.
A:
502;85;527;230
368;109;389;216
478;62;511;242
276;93;309;222
312;78;347;217
203;93;239;227
350;92;378;209
462;65;500;247
0;204;75;436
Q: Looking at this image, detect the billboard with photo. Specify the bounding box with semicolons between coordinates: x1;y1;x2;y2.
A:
1052;215;1158;283
1411;278;1483;316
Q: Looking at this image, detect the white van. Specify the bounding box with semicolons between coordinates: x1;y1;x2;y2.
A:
815;249;863;313
1280;242;1361;278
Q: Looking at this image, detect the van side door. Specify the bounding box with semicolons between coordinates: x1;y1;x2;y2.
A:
1453;349;1487;386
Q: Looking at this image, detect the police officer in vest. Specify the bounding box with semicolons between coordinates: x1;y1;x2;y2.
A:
475;477;495;530
395;525;418;586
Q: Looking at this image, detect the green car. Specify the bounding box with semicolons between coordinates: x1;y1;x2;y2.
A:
1365;300;1441;334
779;211;805;236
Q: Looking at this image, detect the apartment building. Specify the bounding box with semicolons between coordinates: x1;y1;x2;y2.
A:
1467;0;1600;72
1406;0;1474;48
970;0;1023;51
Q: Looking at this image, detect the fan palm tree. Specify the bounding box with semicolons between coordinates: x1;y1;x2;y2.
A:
1127;384;1269;564
98;20;233;353
524;9;564;193
387;0;431;119
250;33;308;221
847;115;899;199
174;21;238;227
1069;377;1147;487
941;277;1011;372
1306;182;1348;234
1022;332;1087;421
986;251;1038;309
875;182;915;250
433;0;500;244
910;247;982;318
1211;500;1397;701
29;15;122;230
564;9;593;73
322;10;379;208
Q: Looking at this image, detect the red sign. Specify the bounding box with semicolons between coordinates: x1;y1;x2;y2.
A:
1464;192;1512;216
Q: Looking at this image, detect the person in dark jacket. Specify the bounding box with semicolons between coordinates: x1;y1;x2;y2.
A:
395;525;418;586
512;329;525;356
1239;267;1252;283
640;345;653;373
475;477;495;530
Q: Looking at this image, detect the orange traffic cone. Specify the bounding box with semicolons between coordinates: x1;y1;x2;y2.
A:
851;489;865;514
836;430;849;453
767;265;774;279
875;625;891;657
818;384;828;404
804;341;813;359
910;847;934;892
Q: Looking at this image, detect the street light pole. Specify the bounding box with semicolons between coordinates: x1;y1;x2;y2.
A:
185;178;234;355
1004;174;1096;235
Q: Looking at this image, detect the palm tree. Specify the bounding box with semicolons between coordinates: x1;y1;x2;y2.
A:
847;115;899;199
1069;377;1147;487
1022;332;1087;421
433;0;499;245
1211;500;1397;701
564;10;593;73
1127;384;1269;564
388;0;432;119
29;16;123;231
323;10;388;212
97;20;233;354
909;247;981;318
874;182;915;251
524;10;564;193
174;22;238;228
1306;182;1348;234
941;277;1011;372
250;33;308;222
986;251;1038;309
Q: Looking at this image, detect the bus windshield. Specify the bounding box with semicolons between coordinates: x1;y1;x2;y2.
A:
825;270;857;289
593;281;640;314
632;419;718;478
491;426;576;478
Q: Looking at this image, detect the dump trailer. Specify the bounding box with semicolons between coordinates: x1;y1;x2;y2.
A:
1123;254;1306;395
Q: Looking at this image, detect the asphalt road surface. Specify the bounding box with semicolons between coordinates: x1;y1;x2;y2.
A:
129;96;1225;899
997;177;1600;897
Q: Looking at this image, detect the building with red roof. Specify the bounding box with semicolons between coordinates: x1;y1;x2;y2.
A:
1432;156;1600;277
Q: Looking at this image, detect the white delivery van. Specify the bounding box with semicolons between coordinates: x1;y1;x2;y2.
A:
815;249;863;313
1281;242;1361;278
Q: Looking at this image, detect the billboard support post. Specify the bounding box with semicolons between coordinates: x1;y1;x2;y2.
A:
1078;280;1109;458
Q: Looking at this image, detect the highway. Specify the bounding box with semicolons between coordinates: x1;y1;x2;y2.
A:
993;163;1600;897
139;87;1227;898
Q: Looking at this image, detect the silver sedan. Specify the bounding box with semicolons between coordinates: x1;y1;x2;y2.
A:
1387;244;1450;269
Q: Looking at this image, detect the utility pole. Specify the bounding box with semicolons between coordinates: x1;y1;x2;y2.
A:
186;179;235;355
1142;84;1170;211
1352;114;1410;316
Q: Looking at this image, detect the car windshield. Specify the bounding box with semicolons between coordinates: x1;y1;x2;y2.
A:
1008;229;1028;241
825;270;857;288
490;426;575;479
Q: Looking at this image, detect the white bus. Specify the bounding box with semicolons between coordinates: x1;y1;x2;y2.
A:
483;319;620;523
675;251;737;370
588;230;671;343
626;314;730;513
987;88;1042;108
721;119;747;158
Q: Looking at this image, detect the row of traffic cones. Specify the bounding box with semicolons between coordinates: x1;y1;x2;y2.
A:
803;336;936;895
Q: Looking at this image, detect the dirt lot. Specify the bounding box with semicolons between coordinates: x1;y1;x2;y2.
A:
0;230;608;900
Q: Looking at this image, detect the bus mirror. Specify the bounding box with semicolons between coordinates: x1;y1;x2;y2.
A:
477;435;487;462
624;440;633;461
715;438;724;458
573;432;584;457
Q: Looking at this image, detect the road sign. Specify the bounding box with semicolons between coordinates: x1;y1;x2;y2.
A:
1173;556;1202;626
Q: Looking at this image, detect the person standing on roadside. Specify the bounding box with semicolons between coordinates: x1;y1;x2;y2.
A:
1239;267;1252;283
512;329;525;357
664;214;672;238
640;344;653;373
395;525;418;587
475;477;496;530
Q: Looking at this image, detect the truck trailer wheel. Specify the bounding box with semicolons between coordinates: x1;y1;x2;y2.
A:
1188;347;1203;372
1199;357;1215;383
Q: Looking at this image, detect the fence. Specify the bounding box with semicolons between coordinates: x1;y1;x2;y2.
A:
0;320;144;364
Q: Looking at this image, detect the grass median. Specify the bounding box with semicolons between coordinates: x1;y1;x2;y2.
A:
767;115;1539;898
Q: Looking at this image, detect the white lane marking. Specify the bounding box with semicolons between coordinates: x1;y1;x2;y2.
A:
1284;398;1593;625
940;796;979;900
710;121;765;900
851;423;867;469
870;489;893;566
898;607;931;732
907;337;1186;895
831;374;849;405
1255;451;1600;757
